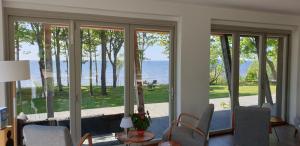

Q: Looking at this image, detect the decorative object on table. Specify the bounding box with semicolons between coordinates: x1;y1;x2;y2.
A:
294;116;300;137
17;112;28;121
0;107;8;129
131;110;151;136
120;116;133;138
0;60;30;146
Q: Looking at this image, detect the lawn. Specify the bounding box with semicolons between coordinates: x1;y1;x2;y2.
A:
17;85;170;114
17;84;276;114
209;85;276;99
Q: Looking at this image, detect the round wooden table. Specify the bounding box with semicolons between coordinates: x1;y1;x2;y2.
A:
159;141;181;146
116;130;155;146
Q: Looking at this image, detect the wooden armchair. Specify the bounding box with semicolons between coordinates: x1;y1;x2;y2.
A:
23;125;93;146
163;104;214;146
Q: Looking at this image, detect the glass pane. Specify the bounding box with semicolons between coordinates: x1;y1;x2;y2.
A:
15;21;70;121
80;25;125;145
134;29;171;138
266;38;279;116
239;36;259;106
209;35;232;132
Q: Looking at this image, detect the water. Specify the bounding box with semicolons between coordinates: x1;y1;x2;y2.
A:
21;60;169;87
21;60;251;87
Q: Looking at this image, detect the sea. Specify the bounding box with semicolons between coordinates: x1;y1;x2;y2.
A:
21;60;170;87
20;60;251;88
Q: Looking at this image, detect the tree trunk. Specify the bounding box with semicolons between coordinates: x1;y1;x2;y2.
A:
94;51;99;86
266;58;277;80
220;35;232;96
89;50;93;96
100;31;107;95
112;61;117;88
65;35;70;87
87;30;94;96
44;24;54;118
254;37;273;105
31;23;46;98
134;31;145;113
15;22;22;96
55;28;63;91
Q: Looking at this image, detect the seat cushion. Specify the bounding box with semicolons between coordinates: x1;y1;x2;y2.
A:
23;125;73;146
170;126;205;146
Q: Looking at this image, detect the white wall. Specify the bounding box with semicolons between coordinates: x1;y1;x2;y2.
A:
0;0;5;107
2;0;300;123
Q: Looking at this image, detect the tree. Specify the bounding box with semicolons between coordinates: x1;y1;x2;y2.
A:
30;23;46;98
52;27;63;91
266;38;278;80
158;33;171;57
137;32;159;68
245;60;259;82
61;28;70;87
99;30;108;95
15;22;34;93
44;24;55;118
209;36;225;85
81;29;100;96
240;37;278;81
107;30;124;88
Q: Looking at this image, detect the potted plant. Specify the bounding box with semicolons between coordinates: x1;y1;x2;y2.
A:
131;110;151;136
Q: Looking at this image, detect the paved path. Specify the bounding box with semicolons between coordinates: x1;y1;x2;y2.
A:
27;102;169;121
27;95;276;121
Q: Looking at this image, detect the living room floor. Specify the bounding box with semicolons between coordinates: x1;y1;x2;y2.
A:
208;125;300;146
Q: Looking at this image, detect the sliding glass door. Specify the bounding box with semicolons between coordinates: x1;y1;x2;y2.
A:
77;23;127;145
11;19;71;122
9;15;175;146
10;18;71;145
209;27;288;133
133;27;173;138
209;34;233;132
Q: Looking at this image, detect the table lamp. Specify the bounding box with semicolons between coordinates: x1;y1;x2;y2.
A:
120;116;133;138
0;60;30;146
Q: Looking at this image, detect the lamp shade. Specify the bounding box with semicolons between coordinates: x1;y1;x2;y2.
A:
0;61;30;82
120;117;133;128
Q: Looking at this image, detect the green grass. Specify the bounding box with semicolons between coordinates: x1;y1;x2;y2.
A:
17;85;169;114
209;85;276;99
17;84;276;114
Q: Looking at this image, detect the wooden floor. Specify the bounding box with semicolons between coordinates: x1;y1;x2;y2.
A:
209;125;300;146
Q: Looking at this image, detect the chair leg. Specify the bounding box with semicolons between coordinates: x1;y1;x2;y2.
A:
295;129;298;137
273;128;280;142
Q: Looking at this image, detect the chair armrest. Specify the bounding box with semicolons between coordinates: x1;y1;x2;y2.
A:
77;133;92;146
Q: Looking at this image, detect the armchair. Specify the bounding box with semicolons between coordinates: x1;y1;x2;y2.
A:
162;104;214;146
23;125;92;146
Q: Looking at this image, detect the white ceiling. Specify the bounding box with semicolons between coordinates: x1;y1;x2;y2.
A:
158;0;300;15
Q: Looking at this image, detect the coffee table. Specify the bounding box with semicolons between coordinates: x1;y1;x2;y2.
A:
116;130;154;146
